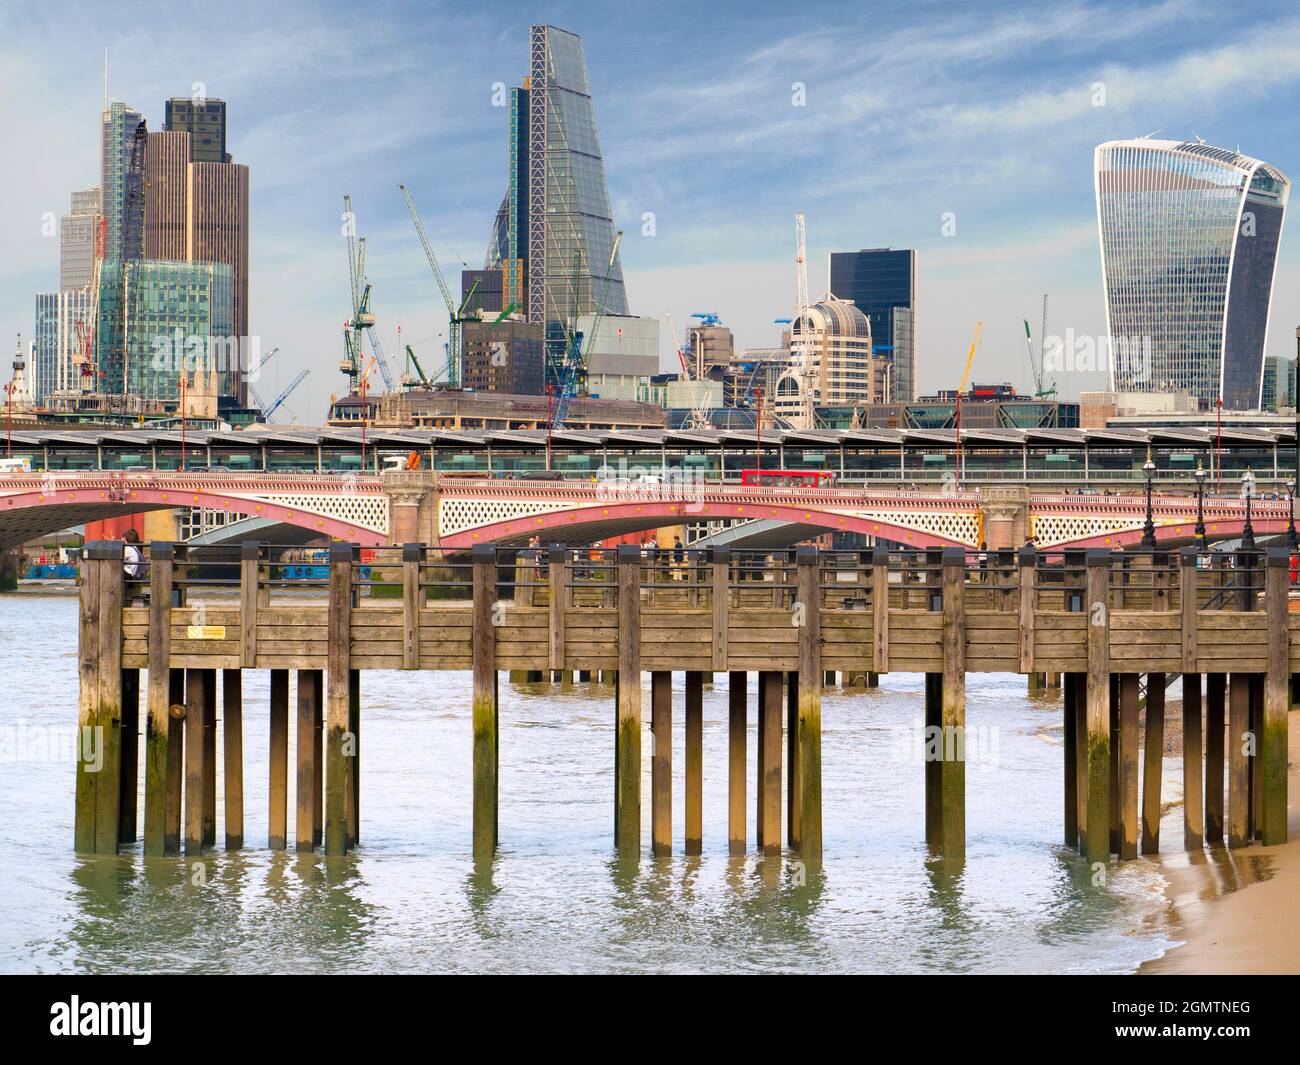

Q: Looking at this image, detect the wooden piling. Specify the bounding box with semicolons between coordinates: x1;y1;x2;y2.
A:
758;671;782;854
74;548;101;853
184;667;208;855
165;670;184;855
728;671;746;854
1182;674;1203;850
1141;673;1164;854
939;549;966;861
797;546;823;863
1084;550;1111;864
295;669;320;852
548;545;566;674
240;541;259;668
1018;546;1036;675
1109;674;1119;855
348;669;360;848
615;545;642;857
685;670;702;855
1228;673;1251;849
1205;672;1226;843
119;667;139;844
1063;666;1078;848
85;544;127;856
471;545;498;861
1112;672;1135;860
786;670;799;852
201;668;216;848
268;669;288;850
1072;672;1088;853
325;543;353;856
871;546;889;673
402;544;421;669
144;543;173;856
223;669;243;849
1262;550;1290;845
712;548;729;672
651;670;672;857
924;672;942;848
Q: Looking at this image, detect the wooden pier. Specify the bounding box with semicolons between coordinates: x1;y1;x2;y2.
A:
74;541;1299;869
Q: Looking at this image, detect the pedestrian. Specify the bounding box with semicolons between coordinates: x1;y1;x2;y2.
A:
977;540;988;583
672;535;685;581
123;529;146;603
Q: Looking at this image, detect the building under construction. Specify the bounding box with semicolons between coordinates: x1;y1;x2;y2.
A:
372;388;664;431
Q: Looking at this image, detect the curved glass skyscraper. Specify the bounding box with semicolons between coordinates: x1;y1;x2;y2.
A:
1094;139;1289;410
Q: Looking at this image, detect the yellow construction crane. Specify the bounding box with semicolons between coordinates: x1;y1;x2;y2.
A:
954;321;983;489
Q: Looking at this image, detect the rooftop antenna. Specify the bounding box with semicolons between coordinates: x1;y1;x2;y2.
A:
1191;130;1205;144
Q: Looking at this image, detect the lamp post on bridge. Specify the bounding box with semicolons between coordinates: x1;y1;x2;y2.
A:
1285;476;1297;553
1140;447;1156;549
1240;466;1256;551
1193;460;1207;550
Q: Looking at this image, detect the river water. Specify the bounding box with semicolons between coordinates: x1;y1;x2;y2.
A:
0;589;1179;974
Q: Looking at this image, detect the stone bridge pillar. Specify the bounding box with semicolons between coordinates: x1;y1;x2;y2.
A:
978;486;1029;551
381;470;439;547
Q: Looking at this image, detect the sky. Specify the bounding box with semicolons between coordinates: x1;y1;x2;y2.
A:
2;0;1299;421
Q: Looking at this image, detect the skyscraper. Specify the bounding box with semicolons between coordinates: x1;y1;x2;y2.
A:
828;248;917;402
164;97;228;162
487;24;629;384
101;101;146;262
1095;139;1290;410
59;187;102;290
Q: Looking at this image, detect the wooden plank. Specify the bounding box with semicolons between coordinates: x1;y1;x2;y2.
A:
1261;552;1289;845
797;547;823;865
651;670;672;857
1084;551;1111;864
240;545;258;667
1228;673;1251;848
685;671;702;855
728;671;746;855
713;552;730;671
1141;673;1164;854
615;547;641;858
223;670;243;849
144;544;173;856
268;669;288;850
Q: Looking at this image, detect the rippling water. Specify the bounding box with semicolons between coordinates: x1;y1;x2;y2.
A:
0;590;1177;973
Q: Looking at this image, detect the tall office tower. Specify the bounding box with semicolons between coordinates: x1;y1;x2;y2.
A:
828;248;917;402
1095;139;1290;410
33;289;96;402
144;130;190;258
101;101;147;262
164;97;228;162
59;187;102;290
487;25;628;384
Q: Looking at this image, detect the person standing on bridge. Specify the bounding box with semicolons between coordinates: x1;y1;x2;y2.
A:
672;536;685;581
123;529;146;603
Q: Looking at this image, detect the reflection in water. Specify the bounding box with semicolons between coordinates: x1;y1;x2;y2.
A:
0;593;1180;973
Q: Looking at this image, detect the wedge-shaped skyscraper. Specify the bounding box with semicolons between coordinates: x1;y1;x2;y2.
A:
1095;139;1289;410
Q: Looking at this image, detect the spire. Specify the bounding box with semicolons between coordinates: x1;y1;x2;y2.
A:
102;49;108;113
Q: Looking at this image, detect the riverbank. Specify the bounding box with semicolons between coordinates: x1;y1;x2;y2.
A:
1142;706;1300;975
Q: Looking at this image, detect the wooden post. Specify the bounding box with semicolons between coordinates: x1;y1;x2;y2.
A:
728;671;746;854
90;544;126;855
548;545;566;673
402;543;422;669
924;672;942;848
786;671;799;852
348;669;360;848
1182;673;1203;850
471;544;499;862
940;548;966;861
74;547;101;853
1262;549;1290;845
268;669;288;849
201;669;216;848
797;546;823;864
871;546;889;673
651;670;672;857
1063;666;1078;848
119;668;139;844
1141;674;1164;854
1205;673;1226;843
712;548;729;671
685;670;703;855
295;669;320;852
1072;672;1088;853
1228;672;1251;849
223;669;243;849
615;545;642;857
758;670;782;854
325;542;354;856
1109;674;1119;854
165;670;183;854
144;543;174;856
184;667;208;855
1084;550;1111;864
1018;546;1036;674
240;541;259;667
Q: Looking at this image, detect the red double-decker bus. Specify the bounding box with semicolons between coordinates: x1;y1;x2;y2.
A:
739;469;834;488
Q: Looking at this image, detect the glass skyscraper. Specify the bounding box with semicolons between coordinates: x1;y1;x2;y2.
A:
1095;139;1289;410
487;24;628;386
828;248;917;402
101;101;147;262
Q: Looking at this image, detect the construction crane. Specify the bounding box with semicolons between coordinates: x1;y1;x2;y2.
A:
664;312;691;376
399;183;480;390
954;321;983;489
1022;294;1056;399
340;196;395;394
404;345;432;388
260;369;310;422
549;231;623;432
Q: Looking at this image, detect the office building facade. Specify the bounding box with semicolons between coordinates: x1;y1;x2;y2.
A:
460;319;545;395
59;187;102;290
101;101;147;262
164;97;228;163
487;25;629;385
774;296;884;428
828;248;917;402
1095;139;1290;410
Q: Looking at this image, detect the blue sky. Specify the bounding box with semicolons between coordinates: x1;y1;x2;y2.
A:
2;0;1298;419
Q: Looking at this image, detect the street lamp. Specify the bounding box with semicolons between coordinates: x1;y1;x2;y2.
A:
1240;466;1256;550
1140;447;1156;548
1286;476;1297;552
1193;460;1207;550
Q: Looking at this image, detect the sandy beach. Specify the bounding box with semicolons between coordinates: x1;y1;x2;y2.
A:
1142;705;1300;975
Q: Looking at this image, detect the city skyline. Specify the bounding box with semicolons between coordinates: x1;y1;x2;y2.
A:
2;0;1299;419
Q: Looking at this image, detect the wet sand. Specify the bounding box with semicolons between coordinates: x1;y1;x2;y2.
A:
1142;706;1300;975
